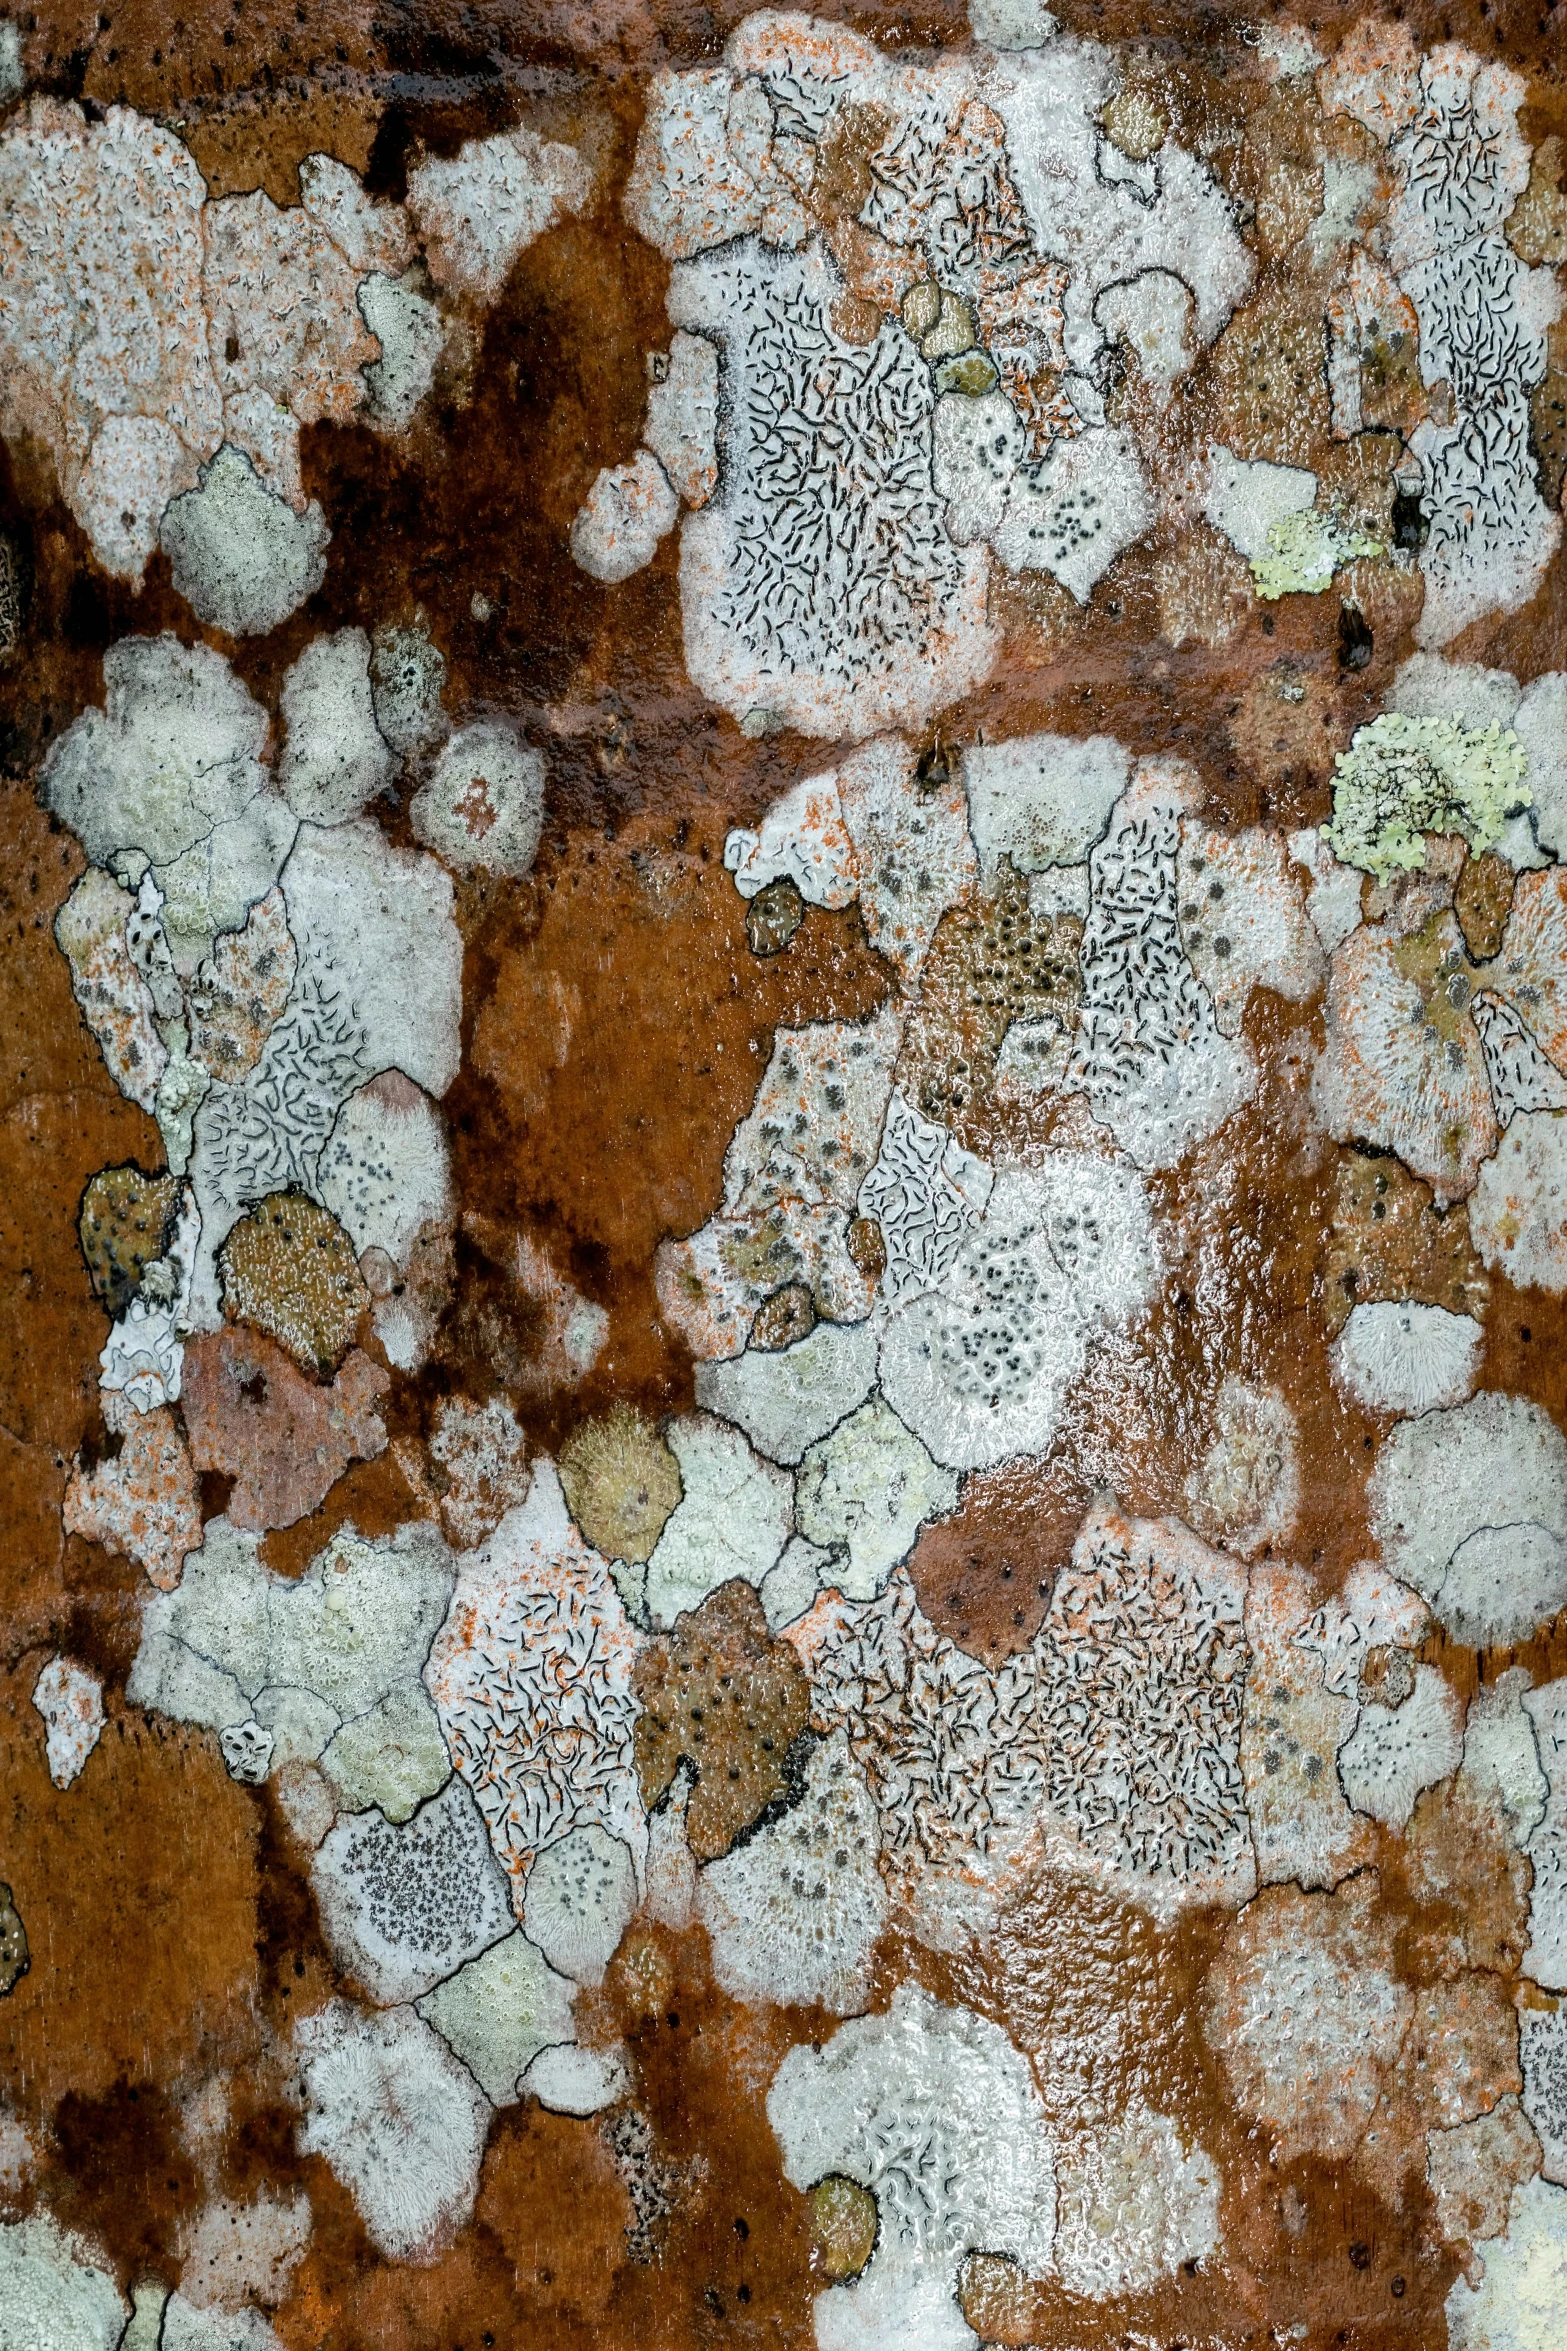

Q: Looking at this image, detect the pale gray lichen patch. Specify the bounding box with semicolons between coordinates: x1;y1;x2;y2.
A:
877;1158;1157;1473
523;2042;629;2116
1242;1563;1369;1894
53;867;167;1111
571;449;678;583
1310;911;1498;1207
370;623;448;758
1065;762;1254;1169
315;1070;452;1269
1052;2109;1221;2301
160;445;330;638
858;1091;993;1305
794;1398;957;1600
0;2213;126;2351
423;1464;645;1907
694;1317;878;1467
1520;2006;1567;2184
405;123;590;304
1330;1301;1484;1416
1202;1874;1410;2167
963;731;1129;878
417;1929;575;2105
809;1499;1251;1922
1471;1111;1567;1294
1444;2176;1567;2351
697;1732;886;2014
1186;1379;1300;1564
991;423;1155;601
298;152;414;277
657;1006;900;1362
130;1516;455;1795
32;1656;104;1790
1319;33;1562;648
278;630;394;827
312;1774;514;2005
768;1984;1056;2346
359;272;444;430
1522;1679;1567;1992
320;1682;452;1824
520;1823;638;1987
0;99;216;581
41;632;294;975
1337;1664;1464;1830
643;331;719;507
294;2000;489;2262
644;1414;793;1627
411;721;545;877
1369;1392;1567;1647
669;236;995;739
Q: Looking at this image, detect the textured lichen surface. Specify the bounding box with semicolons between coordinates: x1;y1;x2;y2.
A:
3;4;1567;2346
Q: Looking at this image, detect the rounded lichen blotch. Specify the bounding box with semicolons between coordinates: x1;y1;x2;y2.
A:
960;2251;1037;2343
1453;850;1515;963
218;1190;369;1375
1322;711;1530;884
520;1825;637;1988
0;1881;28;1996
750;1281;815;1352
632;1579;810;1862
745;877;804;957
845;1216;886;1284
1318;1145;1490;1337
557;1403;682;1564
78;1164;178;1318
809;2175;878;2282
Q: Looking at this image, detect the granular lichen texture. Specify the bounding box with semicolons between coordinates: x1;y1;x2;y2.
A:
5;2;1567;2345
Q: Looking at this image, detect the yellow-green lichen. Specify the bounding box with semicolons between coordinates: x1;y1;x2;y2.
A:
1321;711;1531;883
558;1403;683;1565
1249;507;1382;600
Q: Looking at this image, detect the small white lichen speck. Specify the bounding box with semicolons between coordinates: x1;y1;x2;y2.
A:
32;1657;105;1791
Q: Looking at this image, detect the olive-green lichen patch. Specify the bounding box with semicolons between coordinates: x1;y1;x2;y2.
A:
0;1881;28;1996
558;1403;683;1565
1454;851;1516;964
1318;1146;1491;1338
750;1282;816;1352
632;1578;810;1861
810;2175;878;2281
896;864;1082;1148
219;1190;369;1376
745;878;804;958
845;1217;886;1284
1322;712;1531;884
79;1164;179;1318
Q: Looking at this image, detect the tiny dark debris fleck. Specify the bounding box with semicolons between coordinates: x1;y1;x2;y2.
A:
1337;603;1374;670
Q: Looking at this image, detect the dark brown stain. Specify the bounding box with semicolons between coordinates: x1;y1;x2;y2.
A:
0;1679;260;2136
